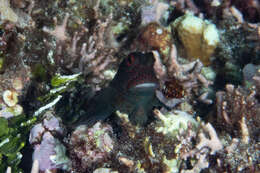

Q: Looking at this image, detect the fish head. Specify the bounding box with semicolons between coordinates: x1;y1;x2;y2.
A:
111;52;158;94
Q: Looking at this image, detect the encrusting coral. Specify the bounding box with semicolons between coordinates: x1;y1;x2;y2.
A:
69;122;115;173
0;76;26;119
153;109;198;137
29;111;70;173
3;90;18;107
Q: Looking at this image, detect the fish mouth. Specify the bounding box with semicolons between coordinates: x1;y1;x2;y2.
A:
128;82;158;97
134;83;157;89
129;82;158;93
127;70;158;93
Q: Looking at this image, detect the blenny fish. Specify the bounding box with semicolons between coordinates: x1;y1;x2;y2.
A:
75;52;161;126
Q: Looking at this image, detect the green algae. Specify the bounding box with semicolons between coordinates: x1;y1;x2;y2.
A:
0;118;9;137
0;115;37;172
32;63;48;82
0;57;4;72
51;73;81;87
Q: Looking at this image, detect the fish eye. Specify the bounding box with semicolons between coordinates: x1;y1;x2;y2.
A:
126;55;135;66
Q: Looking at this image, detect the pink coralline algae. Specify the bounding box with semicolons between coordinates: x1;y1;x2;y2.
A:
32;132;60;172
29;111;70;173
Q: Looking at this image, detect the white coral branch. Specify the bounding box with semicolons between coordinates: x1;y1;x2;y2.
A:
43;13;70;43
31;160;39;173
196;123;223;154
239;117;250;144
152;50;167;81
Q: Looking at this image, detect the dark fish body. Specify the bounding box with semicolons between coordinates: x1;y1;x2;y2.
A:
75;52;160;127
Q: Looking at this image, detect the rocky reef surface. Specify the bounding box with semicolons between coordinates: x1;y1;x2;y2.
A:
0;0;259;172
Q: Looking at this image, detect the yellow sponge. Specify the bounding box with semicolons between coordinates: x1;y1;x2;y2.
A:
173;14;219;65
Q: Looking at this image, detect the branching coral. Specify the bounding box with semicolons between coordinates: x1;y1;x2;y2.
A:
149;109;224;173
43;3;117;90
216;84;260;141
153;44;213;106
140;0;169;25
220;137;260;172
78;16;117;85
1;0;259;172
43;13;70;44
181;153;209;173
179;122;223;173
191;122;223;155
215;84;259;171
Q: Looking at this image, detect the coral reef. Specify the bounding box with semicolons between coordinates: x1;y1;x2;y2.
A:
0;0;259;172
112;109;224;173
